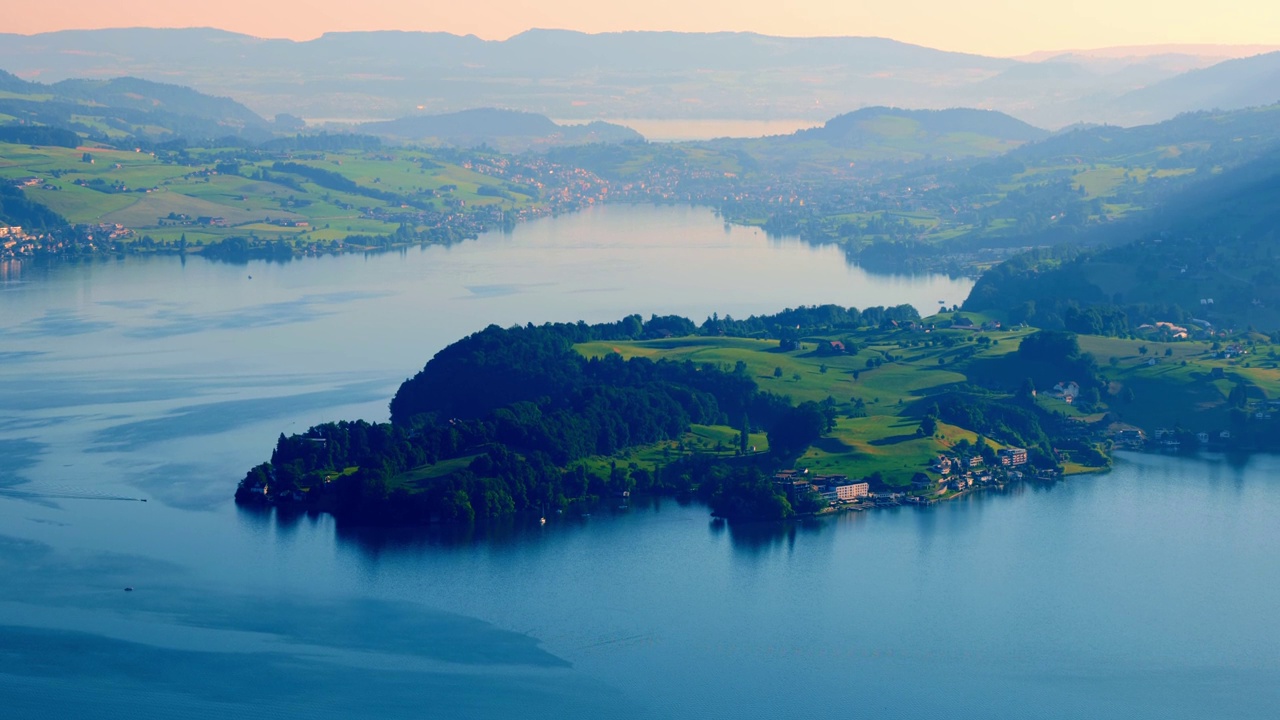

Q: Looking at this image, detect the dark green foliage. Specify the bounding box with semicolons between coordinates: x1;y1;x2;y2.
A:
965;148;1280;332
931;392;1056;465
766;401;830;458
240;316;795;525
0;125;80;148
698;466;794;521
700;304;920;339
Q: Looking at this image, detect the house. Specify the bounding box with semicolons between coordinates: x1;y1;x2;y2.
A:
835;482;870;502
952;316;976;329
1197;432;1210;444
810;475;870;504
931;455;953;475
998;448;1028;466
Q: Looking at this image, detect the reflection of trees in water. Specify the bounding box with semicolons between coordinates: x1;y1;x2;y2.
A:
725;516;828;556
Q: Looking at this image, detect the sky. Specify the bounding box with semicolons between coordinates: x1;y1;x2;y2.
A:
4;0;1279;57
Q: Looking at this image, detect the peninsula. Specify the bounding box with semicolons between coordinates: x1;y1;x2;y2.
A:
235;303;1280;524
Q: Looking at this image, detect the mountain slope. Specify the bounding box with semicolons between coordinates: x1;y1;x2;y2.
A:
0;71;275;144
964;149;1280;330
1112;52;1280;123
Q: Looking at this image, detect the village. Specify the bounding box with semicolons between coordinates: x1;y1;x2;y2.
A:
773;445;1032;513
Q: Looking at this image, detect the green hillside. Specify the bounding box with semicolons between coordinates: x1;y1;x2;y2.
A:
0;142;580;251
964;147;1280;331
0;69;277;144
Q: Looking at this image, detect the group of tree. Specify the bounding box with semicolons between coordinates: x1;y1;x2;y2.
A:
238;316;834;525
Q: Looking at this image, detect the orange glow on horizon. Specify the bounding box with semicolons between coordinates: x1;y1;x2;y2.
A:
3;1;1279;57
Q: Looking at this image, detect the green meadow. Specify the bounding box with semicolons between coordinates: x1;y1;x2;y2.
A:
576;319;1038;487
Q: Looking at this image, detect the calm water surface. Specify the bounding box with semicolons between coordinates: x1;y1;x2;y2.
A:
1;205;1276;718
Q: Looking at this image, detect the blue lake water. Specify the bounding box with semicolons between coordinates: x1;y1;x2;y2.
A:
1;204;1276;718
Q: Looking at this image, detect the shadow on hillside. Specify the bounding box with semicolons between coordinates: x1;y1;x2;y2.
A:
811;437;855;453
869;433;920;447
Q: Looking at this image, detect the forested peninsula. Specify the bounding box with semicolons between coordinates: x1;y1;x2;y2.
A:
237;296;1280;524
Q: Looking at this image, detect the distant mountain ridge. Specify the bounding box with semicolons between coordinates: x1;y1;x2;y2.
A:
0;27;1236;130
358;109;643;152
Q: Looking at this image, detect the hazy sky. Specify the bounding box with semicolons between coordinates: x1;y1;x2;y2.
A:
6;0;1278;56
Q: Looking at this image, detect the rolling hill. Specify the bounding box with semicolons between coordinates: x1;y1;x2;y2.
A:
0;69;277;144
704;107;1049;171
357;109;643;152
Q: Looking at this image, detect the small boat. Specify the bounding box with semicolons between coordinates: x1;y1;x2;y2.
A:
124;587;133;592
539;517;546;525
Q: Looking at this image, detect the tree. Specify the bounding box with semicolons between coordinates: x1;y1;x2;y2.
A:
918;415;938;437
768;402;828;457
1139;345;1148;355
774;366;783;378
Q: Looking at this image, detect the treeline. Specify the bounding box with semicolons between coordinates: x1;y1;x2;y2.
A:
0;125;80;148
964;245;1197;334
697;303;921;339
238;317;816;525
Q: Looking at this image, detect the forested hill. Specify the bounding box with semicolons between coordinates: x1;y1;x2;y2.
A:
236;304;926;524
964;146;1280;331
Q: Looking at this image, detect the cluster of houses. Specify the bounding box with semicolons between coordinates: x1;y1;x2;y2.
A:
927;447;1027;493
773;446;1031;508
1;226;34;257
773;470;869;506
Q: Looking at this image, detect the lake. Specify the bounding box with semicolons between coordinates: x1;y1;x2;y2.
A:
2;204;1276;719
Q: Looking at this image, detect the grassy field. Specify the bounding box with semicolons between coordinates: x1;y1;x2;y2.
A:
577;318;1037;486
1077;334;1280;432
